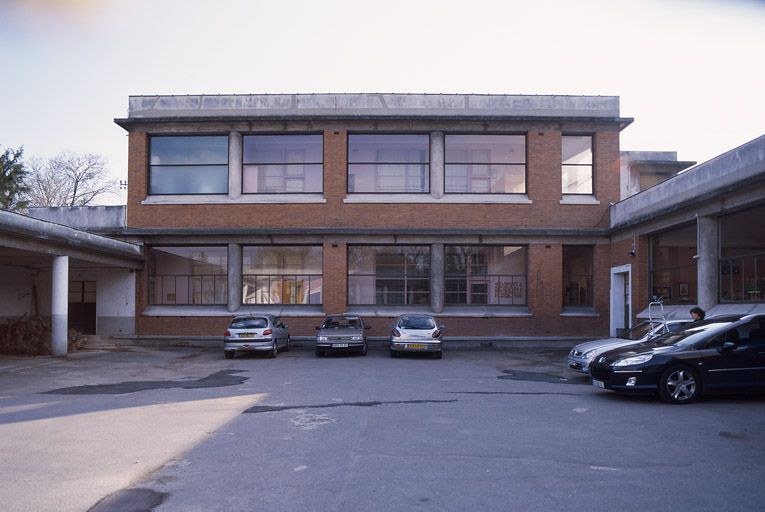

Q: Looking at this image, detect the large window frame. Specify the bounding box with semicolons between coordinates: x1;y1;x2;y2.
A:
649;224;698;305
148;246;228;305
242;134;323;194
347;134;430;194
242;245;323;305
719;206;765;303
347;245;431;306
445;245;528;305
148;135;229;195
444;134;527;194
561;135;594;195
563;245;594;308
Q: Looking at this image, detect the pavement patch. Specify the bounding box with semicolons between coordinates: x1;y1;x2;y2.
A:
88;488;168;512
43;370;249;395
497;369;584;385
244;399;457;414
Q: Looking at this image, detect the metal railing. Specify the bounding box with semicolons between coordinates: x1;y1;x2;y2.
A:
243;274;322;305
446;274;527;306
149;274;227;305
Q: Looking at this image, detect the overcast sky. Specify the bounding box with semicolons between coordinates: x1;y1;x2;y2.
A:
1;0;763;205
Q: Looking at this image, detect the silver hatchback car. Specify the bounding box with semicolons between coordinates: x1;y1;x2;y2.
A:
389;314;444;359
223;315;290;359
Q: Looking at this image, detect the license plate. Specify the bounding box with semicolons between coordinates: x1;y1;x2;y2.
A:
332;343;349;348
406;344;426;349
592;379;605;389
239;333;256;338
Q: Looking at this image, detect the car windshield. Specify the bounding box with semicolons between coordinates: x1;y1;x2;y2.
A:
230;317;268;329
618;321;659;340
652;320;736;347
399;316;436;330
322;317;360;329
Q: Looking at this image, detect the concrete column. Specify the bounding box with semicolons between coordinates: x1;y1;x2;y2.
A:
229;131;242;199
430;132;444;198
228;244;242;312
51;256;69;357
430;243;444;313
697;215;718;311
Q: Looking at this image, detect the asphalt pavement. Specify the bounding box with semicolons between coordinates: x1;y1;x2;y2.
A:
1;345;764;512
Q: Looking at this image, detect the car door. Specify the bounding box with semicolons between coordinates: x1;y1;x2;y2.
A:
701;321;765;390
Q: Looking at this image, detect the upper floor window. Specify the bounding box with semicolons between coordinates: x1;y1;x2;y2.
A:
348;134;429;193
562;135;593;195
243;135;323;193
445;135;526;193
563;245;593;307
149;136;228;195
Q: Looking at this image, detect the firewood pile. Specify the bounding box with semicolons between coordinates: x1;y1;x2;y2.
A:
0;316;83;356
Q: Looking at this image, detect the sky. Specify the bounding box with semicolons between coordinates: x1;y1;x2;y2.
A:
1;0;764;205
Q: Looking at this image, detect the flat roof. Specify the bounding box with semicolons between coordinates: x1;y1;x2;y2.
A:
115;93;632;127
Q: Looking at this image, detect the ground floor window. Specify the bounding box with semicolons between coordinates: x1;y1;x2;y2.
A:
445;246;527;305
149;246;227;305
649;224;697;304
348;246;430;305
243;246;322;305
720;206;765;302
563;245;593;307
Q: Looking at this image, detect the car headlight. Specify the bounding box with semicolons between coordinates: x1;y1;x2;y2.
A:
351;335;363;341
317;335;328;342
613;354;653;367
584;349;598;359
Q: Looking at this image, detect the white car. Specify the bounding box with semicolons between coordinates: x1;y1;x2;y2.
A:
389;314;444;359
568;319;692;374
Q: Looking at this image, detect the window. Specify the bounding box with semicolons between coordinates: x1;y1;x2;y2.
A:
563;246;593;307
649;225;697;304
720;206;765;303
149;247;227;305
242;246;323;305
562;136;593;194
445;135;526;193
348;246;430;305
348;134;429;193
149;136;228;194
243;135;323;193
445;246;527;305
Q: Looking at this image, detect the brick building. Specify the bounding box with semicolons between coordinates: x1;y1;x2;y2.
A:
110;93;631;339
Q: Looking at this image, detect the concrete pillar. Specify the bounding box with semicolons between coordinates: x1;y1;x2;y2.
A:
430;132;444;198
229;131;242;199
430;243;444;313
51;256;69;357
697;215;718;311
228;244;242;312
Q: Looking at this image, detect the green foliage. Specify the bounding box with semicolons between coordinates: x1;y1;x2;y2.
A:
0;146;30;212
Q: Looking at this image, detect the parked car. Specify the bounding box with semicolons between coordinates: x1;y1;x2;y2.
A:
568;319;693;373
223;314;290;359
315;315;370;356
589;314;762;404
389;314;443;359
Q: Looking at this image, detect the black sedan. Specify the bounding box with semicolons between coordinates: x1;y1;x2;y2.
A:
590;314;765;404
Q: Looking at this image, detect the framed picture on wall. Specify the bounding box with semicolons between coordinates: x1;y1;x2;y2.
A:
652;286;672;301
679;282;689;298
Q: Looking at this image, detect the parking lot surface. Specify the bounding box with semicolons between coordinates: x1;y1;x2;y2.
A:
1;346;764;512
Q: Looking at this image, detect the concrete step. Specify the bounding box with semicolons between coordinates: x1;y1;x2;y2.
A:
78;335;120;350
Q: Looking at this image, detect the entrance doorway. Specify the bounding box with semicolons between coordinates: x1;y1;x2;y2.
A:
610;265;631;337
69;281;96;334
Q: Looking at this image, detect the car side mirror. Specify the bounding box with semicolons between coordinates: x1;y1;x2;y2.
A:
720;341;736;353
439;324;445;330
315;326;321;331
365;325;372;330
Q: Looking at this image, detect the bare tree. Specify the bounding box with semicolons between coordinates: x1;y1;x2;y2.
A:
25;152;117;207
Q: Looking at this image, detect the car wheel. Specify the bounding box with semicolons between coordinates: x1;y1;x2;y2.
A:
433;351;443;360
361;343;368;356
390;350;398;358
224;350;234;360
269;341;278;359
659;365;700;404
284;336;291;352
315;348;324;357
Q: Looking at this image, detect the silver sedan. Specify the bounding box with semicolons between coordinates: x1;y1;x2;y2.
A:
389;314;443;359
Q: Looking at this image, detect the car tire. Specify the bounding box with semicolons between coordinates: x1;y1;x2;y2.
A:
224;350;234;360
659;365;700;404
284;336;291;352
315;348;324;357
269;341;278;359
361;343;368;356
433;351;443;360
390;350;398;358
